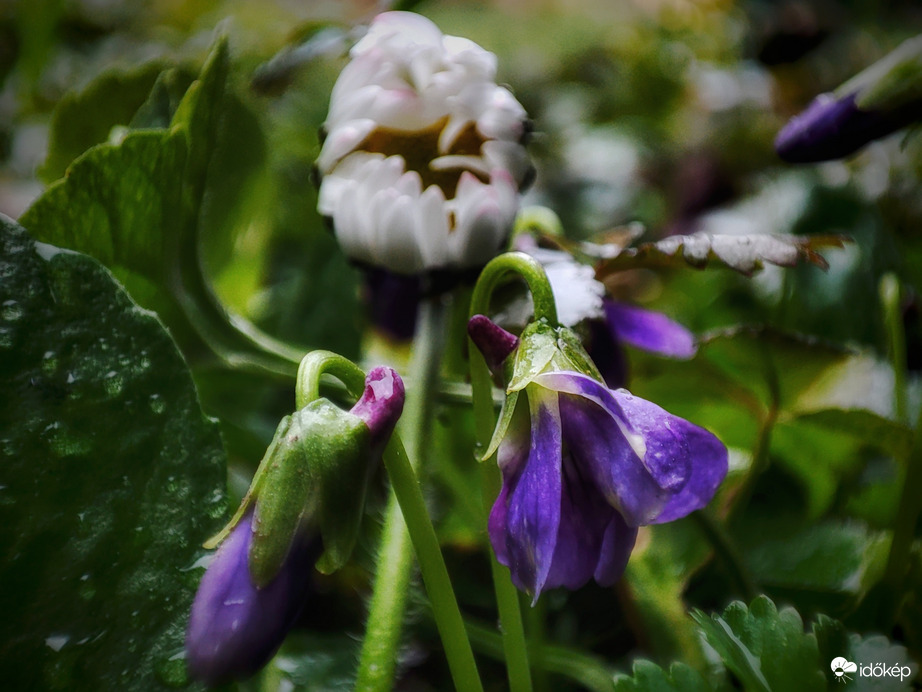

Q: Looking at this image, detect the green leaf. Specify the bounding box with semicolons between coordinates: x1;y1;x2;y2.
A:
613;660;713;692
740;521;889;614
20;35;303;381
815;616;916;691
38;60;167;183
692;596;826;692
0;217;226;689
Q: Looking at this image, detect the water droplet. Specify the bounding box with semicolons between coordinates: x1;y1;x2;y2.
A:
45;634;69;652
1;300;23;322
103;371;124;397
155;651;190;688
41;351;58;375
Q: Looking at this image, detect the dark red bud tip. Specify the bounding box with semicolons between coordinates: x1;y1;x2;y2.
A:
468;314;519;368
350;366;405;441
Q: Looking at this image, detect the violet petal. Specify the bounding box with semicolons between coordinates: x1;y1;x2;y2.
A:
349;365;406;445
501;393;563;599
468;314;519;369
593;511;638;586
603;300;697;360
610;389;728;523
542;455;618;591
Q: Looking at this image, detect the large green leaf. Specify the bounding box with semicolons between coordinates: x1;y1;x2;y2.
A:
0;217;226;689
38;60;168;184
21;36;302;380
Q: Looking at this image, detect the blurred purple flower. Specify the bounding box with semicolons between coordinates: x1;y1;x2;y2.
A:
503;239;698;388
774;91;922;163
775;35;922;163
590;300;697;389
471;318;726;601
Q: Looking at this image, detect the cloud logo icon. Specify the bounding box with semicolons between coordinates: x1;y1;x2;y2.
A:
831;657;858;683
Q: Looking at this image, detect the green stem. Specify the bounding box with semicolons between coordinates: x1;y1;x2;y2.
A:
881;274;921;625
882;401;922;623
467;253;546;692
691;510;759;602
357;296;482;691
469;252;558;327
295;350;366;408
880;273;908;424
481;462;534;692
382;436;484;692
465;619;615;692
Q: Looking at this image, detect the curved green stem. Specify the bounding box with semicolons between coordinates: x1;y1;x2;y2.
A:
469;252;558;327
295;350;367;408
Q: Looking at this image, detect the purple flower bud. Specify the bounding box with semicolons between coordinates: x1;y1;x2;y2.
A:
468;314;519;370
775;91;922;163
185;513;318;686
350;365;406;446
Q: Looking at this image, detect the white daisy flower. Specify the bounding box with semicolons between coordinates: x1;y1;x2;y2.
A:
316;11;532;275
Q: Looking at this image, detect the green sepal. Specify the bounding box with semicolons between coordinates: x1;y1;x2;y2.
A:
507;320;557;393
482;390;521;461
248;399;372;585
249;409;317;588
310;404;374;575
203;414;291;550
554;326;605;382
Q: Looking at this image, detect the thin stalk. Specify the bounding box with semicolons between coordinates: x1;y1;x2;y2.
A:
467;253;553;692
470;340;533;692
382;436;484;692
481;462;534;692
882;401;922;624
691;511;759;602
356;296;482;691
465;619;616;692
881;274;921;625
880;274;908;424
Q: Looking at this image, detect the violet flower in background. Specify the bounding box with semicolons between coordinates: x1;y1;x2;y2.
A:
775;34;922;163
470;316;727;601
505;237;697;388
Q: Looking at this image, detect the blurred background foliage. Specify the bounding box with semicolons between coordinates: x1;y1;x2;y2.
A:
3;0;922;689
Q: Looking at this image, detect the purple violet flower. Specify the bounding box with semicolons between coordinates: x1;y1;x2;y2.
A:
186;366;405;685
471;317;727;601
